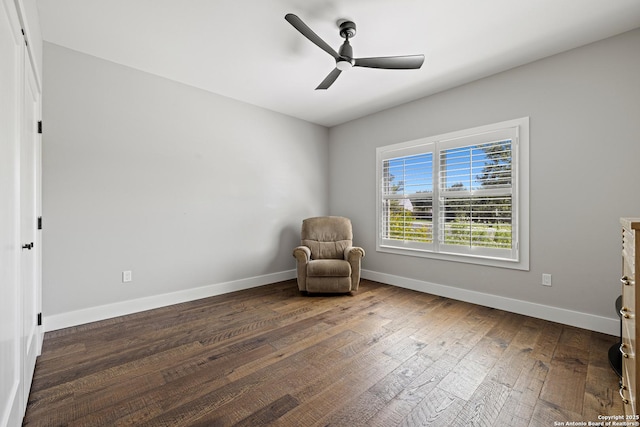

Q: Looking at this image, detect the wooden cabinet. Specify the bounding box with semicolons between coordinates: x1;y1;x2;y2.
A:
621;218;640;416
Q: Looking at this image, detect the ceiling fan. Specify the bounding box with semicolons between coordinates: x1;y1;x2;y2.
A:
285;13;424;90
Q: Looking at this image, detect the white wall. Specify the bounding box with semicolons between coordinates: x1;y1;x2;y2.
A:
329;29;640;333
42;43;328;326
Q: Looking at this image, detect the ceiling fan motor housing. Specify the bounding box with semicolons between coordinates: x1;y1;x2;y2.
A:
337;41;354;69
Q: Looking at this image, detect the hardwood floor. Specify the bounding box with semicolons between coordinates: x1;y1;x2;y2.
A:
24;280;623;426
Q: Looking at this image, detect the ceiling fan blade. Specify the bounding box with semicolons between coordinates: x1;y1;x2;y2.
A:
316;68;342;90
285;14;339;59
354;55;425;69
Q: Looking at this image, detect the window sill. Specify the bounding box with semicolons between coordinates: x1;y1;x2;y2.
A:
377;244;529;271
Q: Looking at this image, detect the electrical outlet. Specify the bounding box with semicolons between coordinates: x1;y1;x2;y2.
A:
122;270;132;283
542;273;552;287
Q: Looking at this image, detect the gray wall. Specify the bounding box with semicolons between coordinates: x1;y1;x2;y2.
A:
329;29;640;321
43;28;640;329
42;43;328;317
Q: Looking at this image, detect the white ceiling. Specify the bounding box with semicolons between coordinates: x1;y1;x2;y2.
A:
36;0;640;127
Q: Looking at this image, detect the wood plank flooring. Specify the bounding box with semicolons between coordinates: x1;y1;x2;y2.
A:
24;280;623;426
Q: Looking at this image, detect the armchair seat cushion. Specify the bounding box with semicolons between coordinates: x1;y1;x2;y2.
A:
307;259;351;277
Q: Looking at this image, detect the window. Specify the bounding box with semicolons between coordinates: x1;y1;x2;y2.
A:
376;117;529;270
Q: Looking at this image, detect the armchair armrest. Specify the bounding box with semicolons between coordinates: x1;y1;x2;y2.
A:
293;246;311;262
293;246;311;291
345;246;365;291
344;246;365;261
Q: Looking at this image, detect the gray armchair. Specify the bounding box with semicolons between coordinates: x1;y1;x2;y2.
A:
293;216;365;293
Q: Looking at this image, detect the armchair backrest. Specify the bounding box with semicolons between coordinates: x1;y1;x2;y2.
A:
301;216;353;260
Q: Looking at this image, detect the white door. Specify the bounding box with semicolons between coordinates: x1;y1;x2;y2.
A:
0;0;25;425
1;1;42;424
20;47;42;407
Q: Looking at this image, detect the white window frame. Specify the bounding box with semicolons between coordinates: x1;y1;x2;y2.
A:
376;117;529;270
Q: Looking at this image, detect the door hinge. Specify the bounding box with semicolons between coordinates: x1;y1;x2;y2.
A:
37;216;42;230
37;313;42;326
38;121;42;134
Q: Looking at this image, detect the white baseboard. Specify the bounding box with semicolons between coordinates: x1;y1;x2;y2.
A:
45;268;618;336
362;269;619;336
44;270;297;332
